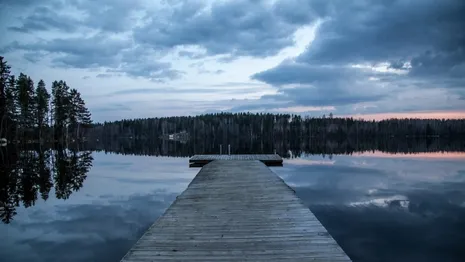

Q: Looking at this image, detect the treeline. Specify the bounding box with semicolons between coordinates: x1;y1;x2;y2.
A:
0;56;92;143
0;146;93;224
89;112;465;143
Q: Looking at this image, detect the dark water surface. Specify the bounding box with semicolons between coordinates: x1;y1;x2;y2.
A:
1;151;465;262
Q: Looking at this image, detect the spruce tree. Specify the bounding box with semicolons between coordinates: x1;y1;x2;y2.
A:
51;80;70;141
4;76;17;141
16;74;35;137
0;56;11;139
76;91;92;140
68;88;79;125
35;80;50;140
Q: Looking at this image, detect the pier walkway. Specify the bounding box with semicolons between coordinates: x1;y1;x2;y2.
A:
121;157;351;261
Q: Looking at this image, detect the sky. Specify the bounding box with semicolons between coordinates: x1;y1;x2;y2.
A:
0;0;464;122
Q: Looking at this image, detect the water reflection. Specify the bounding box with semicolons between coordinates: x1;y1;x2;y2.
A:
1;143;465;262
91;136;465;158
0;147;93;224
274;155;465;262
0;152;197;262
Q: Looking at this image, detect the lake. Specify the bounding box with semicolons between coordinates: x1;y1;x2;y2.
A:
1;150;465;262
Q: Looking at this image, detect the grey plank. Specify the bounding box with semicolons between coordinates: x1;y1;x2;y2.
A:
121;160;351;261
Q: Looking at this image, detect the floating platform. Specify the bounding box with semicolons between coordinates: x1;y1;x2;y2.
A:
121;160;351;261
189;154;283;167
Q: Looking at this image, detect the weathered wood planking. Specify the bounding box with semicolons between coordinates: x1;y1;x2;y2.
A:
121;160;351;261
189;154;283;167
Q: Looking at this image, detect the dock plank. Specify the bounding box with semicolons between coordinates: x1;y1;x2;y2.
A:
121;160;351;261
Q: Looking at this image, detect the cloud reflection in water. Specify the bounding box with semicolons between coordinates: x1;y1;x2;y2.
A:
274;154;465;262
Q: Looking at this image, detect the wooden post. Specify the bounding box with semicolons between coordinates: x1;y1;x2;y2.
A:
228;144;231;155
220;144;222;155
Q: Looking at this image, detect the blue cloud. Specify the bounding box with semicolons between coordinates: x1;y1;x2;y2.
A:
249;0;465;111
8;6;79;33
92;104;132;112
133;0;320;58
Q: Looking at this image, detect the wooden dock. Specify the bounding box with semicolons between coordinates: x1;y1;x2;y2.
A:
189;154;283;167
121;158;351;261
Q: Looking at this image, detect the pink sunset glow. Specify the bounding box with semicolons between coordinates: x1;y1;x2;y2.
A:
353;151;465;160
346;111;465;121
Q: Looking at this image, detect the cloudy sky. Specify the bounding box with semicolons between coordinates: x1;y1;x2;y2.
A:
1;0;464;122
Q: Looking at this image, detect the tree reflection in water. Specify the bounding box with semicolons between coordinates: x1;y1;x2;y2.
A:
0;146;93;224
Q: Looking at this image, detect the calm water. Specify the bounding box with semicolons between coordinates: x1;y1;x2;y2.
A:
1;151;465;262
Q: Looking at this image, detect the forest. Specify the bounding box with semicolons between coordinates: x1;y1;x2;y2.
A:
90;113;465;145
0;56;92;144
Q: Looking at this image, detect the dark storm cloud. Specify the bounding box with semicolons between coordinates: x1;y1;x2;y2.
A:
2;0;324;82
252;61;363;86
1;0;169;79
5;34;130;68
4;0;322;60
249;61;388;107
262;86;385;107
272;0;329;25
4;34;181;80
22;51;46;63
0;0;38;7
104;46;186;81
408;50;465;80
5;0;142;34
69;0;143;33
112;63;184;81
295;0;465;66
249;0;465;111
8;6;79;33
133;0;320;57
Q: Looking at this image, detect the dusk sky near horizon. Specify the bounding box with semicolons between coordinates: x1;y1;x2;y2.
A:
1;0;464;122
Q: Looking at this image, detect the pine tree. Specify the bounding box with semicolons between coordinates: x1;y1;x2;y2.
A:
16;74;35;134
0;56;11;140
68;88;80;124
51;80;70;142
76;92;92;140
66;88;92;140
4;76;17;141
35;80;50;141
